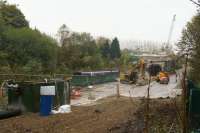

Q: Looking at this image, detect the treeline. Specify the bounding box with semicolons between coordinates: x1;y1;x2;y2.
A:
57;24;121;73
0;1;121;74
177;2;200;84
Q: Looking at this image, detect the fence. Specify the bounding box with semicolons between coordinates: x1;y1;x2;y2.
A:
71;70;119;87
187;80;200;132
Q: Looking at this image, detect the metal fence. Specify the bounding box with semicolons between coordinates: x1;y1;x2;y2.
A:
71;70;119;87
187;80;200;132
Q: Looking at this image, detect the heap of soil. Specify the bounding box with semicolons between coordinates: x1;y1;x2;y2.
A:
109;98;181;133
0;96;181;133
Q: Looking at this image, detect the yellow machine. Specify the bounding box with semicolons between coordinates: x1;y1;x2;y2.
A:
120;66;138;84
156;71;169;84
120;58;145;84
148;61;170;84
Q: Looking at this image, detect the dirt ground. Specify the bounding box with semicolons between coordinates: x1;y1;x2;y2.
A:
0;96;181;133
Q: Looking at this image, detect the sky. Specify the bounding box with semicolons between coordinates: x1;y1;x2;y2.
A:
7;0;197;44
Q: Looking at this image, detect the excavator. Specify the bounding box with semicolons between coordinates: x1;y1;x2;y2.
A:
120;58;170;84
120;58;145;84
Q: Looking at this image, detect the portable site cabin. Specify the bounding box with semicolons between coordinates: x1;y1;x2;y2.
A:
1;75;71;113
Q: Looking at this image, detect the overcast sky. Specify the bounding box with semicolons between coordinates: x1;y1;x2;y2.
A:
8;0;197;43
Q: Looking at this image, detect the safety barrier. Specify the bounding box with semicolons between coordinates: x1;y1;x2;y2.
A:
71;71;119;86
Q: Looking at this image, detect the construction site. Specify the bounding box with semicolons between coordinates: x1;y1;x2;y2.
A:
0;56;185;133
1;0;200;133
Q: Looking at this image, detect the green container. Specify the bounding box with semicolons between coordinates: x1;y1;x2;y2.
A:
21;83;40;112
71;73;118;87
188;80;200;131
188;80;200;115
8;82;42;112
53;80;71;107
7;80;71;113
71;75;89;86
8;89;20;106
189;89;200;115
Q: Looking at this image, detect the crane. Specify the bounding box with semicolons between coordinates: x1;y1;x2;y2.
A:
165;14;176;51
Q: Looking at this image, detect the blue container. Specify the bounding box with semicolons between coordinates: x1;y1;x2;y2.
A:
40;95;53;116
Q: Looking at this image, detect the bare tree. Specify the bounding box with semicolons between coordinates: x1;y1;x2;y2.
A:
190;0;200;6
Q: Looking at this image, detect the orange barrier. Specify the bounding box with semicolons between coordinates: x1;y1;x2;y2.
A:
71;89;81;99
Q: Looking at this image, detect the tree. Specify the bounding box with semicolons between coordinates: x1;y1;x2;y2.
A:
177;14;200;84
190;0;200;7
110;37;121;59
58;31;104;71
1;27;58;73
101;40;110;58
0;1;29;28
0;12;5;44
97;37;110;58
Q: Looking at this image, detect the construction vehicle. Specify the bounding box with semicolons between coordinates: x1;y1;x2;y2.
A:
120;58;145;84
147;61;169;84
120;66;138;84
156;71;169;84
154;15;175;84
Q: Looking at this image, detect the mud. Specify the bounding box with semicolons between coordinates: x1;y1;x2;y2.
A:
0;96;181;133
